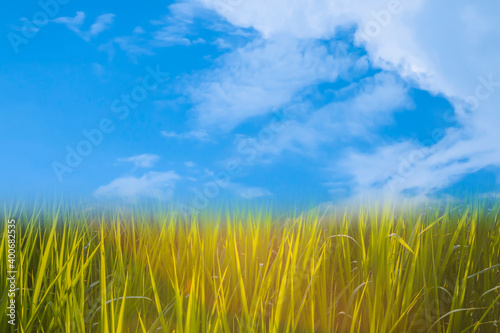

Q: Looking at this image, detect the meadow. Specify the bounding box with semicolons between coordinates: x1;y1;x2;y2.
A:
1;201;500;332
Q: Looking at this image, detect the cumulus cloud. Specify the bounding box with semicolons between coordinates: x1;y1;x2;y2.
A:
194;0;500;198
198;0;376;39
93;171;180;199
195;0;498;101
339;0;500;197
186;36;354;130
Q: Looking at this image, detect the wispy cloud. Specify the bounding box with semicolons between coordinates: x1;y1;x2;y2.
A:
90;13;115;36
93;171;180;199
151;1;210;47
340;125;500;198
161;129;211;141
185;36;354;130
118;154;160;170
232;72;409;164
100;26;154;62
53;12;115;41
53;11;86;34
231;184;272;199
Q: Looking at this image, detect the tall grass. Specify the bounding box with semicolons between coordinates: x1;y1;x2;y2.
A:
1;201;499;332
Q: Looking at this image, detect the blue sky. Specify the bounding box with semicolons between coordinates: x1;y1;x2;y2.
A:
1;0;499;208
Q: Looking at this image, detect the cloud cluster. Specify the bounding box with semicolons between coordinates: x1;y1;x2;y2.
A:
193;0;500;198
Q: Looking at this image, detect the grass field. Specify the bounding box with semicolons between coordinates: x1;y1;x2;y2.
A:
1;201;500;332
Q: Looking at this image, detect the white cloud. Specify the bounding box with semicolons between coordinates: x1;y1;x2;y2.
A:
231;184;272;199
340;126;500;197
339;0;500;197
213;37;233;49
101;26;155;61
194;0;500;197
104;2;209;60
151;0;210;46
53;12;115;41
186;36;353;130
118;154;160;169
197;0;370;39
90;13;115;36
184;161;196;167
161;129;211;141
194;0;498;99
54;12;85;32
93;171;180;199
235;72;410;161
53;11;86;34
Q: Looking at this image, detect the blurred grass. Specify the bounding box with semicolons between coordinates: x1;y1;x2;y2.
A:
1;201;500;332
